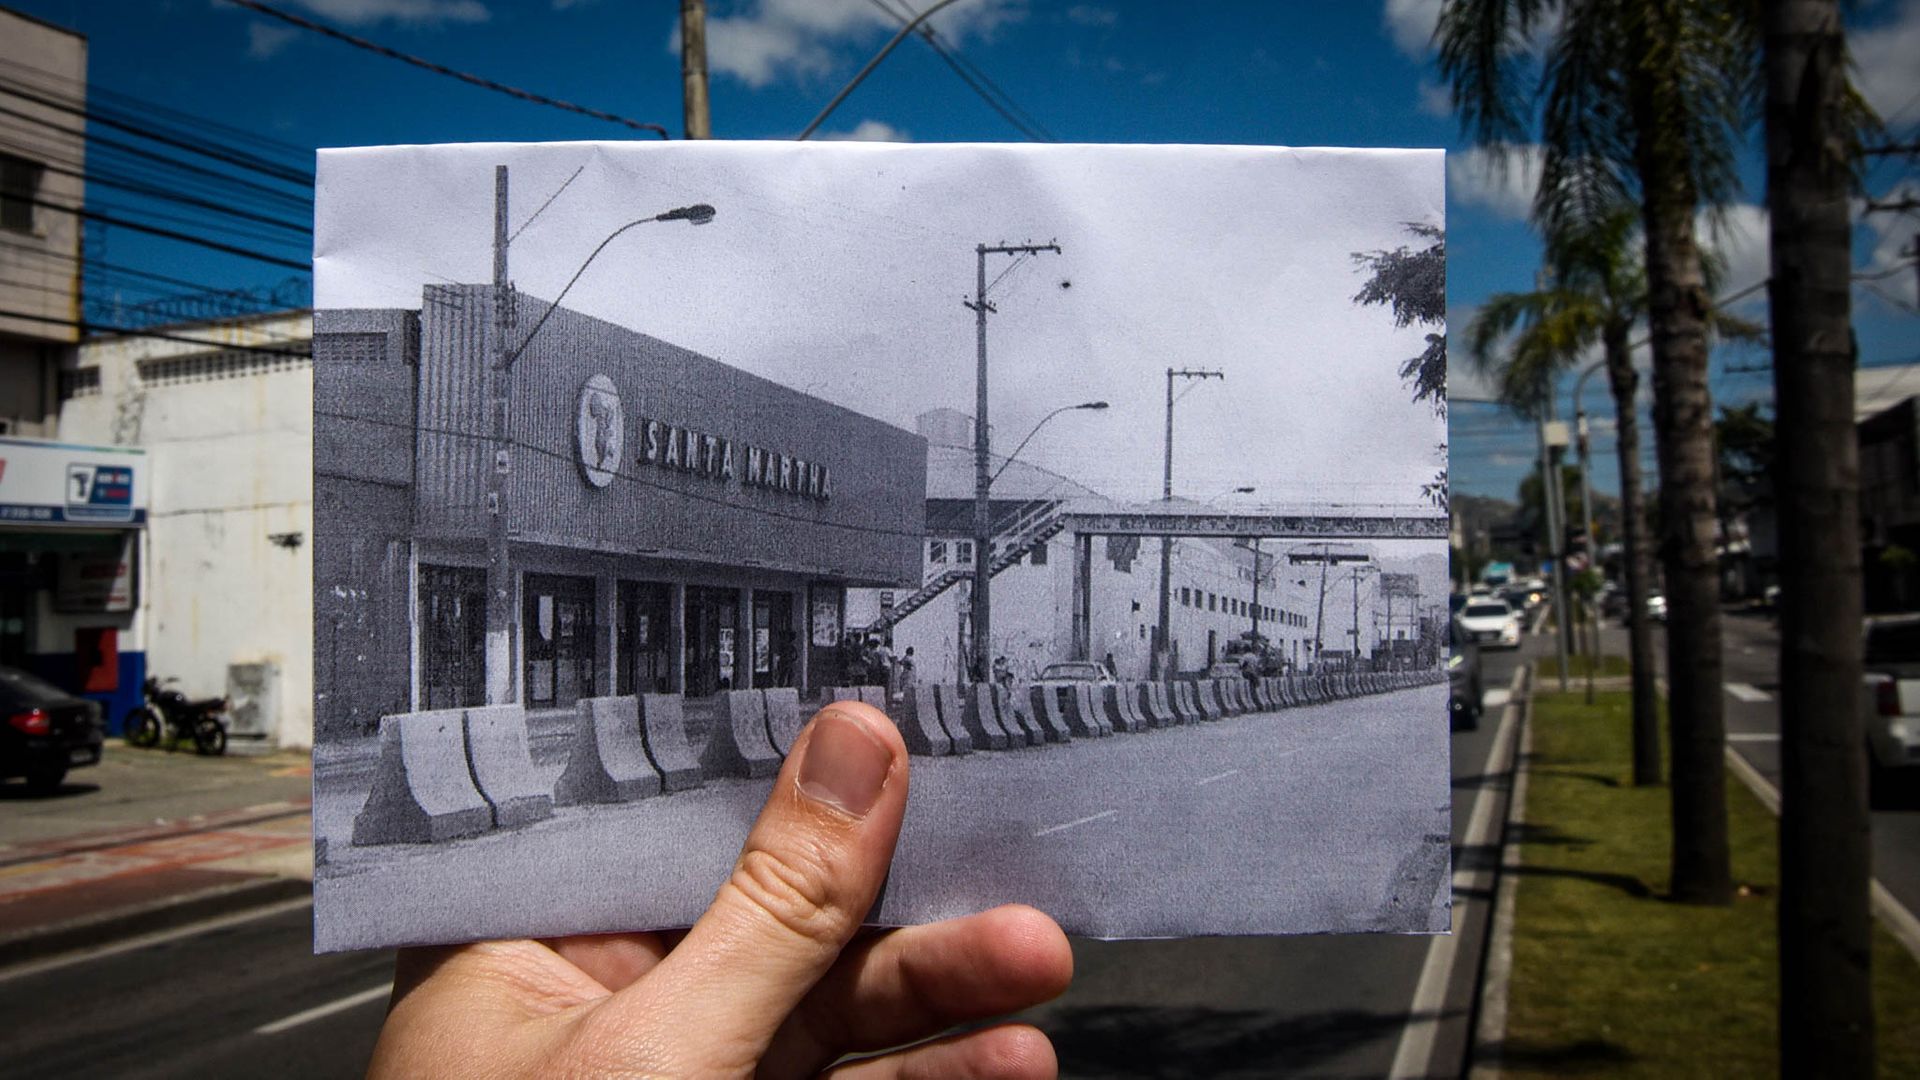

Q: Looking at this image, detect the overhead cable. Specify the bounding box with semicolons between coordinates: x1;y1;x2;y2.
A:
218;0;669;138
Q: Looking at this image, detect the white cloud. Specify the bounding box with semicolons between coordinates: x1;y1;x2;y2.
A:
1066;4;1117;27
690;0;1025;89
1383;0;1443;57
1852;0;1920;121
1417;79;1450;118
291;0;490;24
1448;145;1543;220
1859;181;1920;311
1698;203;1771;308
247;22;299;59
820;119;911;142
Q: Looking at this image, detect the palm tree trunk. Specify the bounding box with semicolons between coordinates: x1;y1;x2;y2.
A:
1631;57;1733;906
1605;320;1661;784
1765;0;1873;1072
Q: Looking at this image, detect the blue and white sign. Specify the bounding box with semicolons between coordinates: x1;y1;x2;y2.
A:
0;437;147;526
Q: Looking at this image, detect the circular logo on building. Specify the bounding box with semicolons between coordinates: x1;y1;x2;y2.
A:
576;374;622;488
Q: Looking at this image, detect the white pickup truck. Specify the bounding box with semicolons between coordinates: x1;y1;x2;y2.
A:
1864;615;1920;806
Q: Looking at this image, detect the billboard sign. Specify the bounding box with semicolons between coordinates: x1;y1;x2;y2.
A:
0;438;147;526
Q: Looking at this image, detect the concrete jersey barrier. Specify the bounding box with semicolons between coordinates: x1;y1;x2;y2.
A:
996;685;1042;745
350;709;494;846
703;690;783;779
638;693;705;792
1104;682;1145;733
762;687;803;756
555;696;664;805
901;685;955;757
930;684;973;754
959;682;1010;750
1063;683;1109;737
464;704;555;829
1026;685;1074;743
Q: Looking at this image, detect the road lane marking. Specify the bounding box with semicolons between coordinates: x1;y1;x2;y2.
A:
1727;732;1781;742
255;983;392;1036
1726;682;1773;702
1195;769;1239;786
1483;688;1512;709
1032;810;1118;838
0;896;313;985
1389;662;1525;1079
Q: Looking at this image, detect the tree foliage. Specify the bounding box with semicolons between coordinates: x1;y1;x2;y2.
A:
1352;222;1448;418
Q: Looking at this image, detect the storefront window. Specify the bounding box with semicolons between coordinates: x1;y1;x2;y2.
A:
617;580;671;696
684;585;739;698
524;573;595;708
419;565;485;710
753;592;797;687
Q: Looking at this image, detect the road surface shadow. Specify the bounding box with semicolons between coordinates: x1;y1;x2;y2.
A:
0;780;101;801
1045;1005;1452;1078
1483;1035;1634;1073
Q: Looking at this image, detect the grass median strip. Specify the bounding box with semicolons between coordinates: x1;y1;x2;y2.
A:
1499;690;1920;1077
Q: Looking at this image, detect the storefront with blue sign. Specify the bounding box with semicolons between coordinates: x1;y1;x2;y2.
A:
0;437;148;730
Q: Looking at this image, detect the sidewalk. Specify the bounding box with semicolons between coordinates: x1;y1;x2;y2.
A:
0;743;314;966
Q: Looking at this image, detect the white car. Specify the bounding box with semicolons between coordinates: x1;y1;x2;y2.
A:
1864;615;1920;806
1646;594;1668;622
1457;599;1521;650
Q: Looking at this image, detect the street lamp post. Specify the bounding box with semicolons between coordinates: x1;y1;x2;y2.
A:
484;165;714;705
989;401;1108;487
1154;368;1225;679
967;240;1063;681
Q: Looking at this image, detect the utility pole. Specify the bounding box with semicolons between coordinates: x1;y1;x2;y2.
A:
1350;567;1362;670
967;240;1061;682
679;0;711;139
1249;538;1263;644
1539;402;1571;691
485;165;515;705
1154;367;1224;679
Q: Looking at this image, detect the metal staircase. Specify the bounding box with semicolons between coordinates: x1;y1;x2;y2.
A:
864;500;1067;634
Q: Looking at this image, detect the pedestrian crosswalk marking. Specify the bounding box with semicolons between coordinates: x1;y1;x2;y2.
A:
1725;682;1773;703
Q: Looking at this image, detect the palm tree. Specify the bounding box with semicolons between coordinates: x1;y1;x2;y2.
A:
1763;0;1875;1071
1439;0;1753;905
1463;206;1663;788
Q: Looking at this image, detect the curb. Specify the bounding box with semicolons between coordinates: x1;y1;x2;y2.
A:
1722;747;1920;964
1468;667;1534;1079
0;875;312;970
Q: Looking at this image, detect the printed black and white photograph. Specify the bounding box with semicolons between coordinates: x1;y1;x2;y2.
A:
310;140;1449;953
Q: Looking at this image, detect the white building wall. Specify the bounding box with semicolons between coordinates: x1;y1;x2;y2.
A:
63;314;316;748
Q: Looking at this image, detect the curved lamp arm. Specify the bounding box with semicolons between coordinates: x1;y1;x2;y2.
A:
505;203;715;368
988;401;1107;488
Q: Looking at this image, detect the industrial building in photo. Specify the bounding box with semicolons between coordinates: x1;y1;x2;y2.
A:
312;285;927;742
845;408;1441;686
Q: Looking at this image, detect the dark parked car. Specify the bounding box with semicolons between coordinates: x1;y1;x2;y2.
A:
1;665;104;793
1449;619;1484;731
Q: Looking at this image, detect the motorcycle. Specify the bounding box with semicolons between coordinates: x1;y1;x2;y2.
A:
125;675;229;756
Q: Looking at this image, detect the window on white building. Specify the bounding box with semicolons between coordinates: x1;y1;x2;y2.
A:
929;540;947;564
0;154;43;232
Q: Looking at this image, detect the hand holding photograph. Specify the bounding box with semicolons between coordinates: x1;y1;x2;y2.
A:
310;140;1449;952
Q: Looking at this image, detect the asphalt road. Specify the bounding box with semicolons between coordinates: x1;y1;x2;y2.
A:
0;657;1527;1079
1718;610;1920;915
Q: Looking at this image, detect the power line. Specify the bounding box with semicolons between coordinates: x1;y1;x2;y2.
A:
218;0;669;138
0;309;311;357
864;0;1056;141
0;100;313;203
21;194;309;271
0;80;312;186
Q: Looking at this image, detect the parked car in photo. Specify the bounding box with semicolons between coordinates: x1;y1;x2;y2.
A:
1032;661;1115;689
1457;599;1522;650
1646;594;1669;622
1449;619;1483;730
1;665;104;794
1863;614;1920;807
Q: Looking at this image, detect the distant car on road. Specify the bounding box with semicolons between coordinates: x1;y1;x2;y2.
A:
1449;619;1483;730
1863;614;1920;807
1;665;104;794
1646;594;1669;622
1457;599;1521;650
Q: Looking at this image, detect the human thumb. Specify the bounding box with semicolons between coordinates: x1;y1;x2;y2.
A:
598;701;908;1069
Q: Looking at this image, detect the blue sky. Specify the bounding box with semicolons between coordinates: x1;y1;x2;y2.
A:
8;0;1918;502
